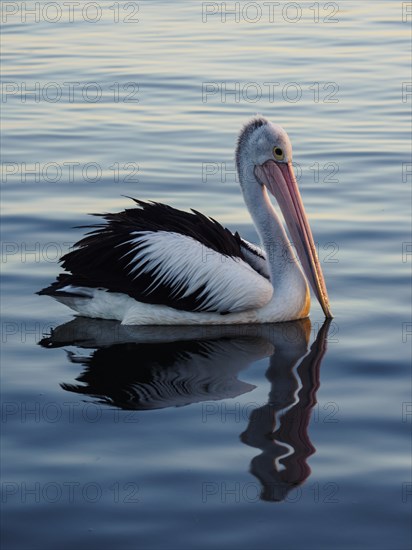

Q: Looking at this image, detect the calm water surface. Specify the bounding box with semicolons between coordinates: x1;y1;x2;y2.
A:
1;1;411;549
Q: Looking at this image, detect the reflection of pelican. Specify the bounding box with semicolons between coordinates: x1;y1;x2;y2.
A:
241;319;330;502
39;318;277;409
39;317;330;501
38;117;332;324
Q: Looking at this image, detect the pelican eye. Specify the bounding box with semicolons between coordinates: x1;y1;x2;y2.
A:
273;147;284;161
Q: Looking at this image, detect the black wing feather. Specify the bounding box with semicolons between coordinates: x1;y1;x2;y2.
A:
38;200;250;312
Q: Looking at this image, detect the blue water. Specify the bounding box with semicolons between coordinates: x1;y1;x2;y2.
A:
1;1;411;549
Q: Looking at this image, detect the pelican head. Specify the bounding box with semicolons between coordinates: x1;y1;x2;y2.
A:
236;117;332;319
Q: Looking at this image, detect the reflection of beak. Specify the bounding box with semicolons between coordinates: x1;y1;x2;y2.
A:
255;160;333;318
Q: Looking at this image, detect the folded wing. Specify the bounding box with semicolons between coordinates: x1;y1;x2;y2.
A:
39;200;273;314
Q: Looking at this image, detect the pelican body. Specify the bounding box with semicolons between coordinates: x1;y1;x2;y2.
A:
39;117;332;324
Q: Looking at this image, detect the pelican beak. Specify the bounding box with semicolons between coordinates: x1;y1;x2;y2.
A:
255;160;333;318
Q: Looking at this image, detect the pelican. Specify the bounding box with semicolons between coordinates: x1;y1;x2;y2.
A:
38;117;332;324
